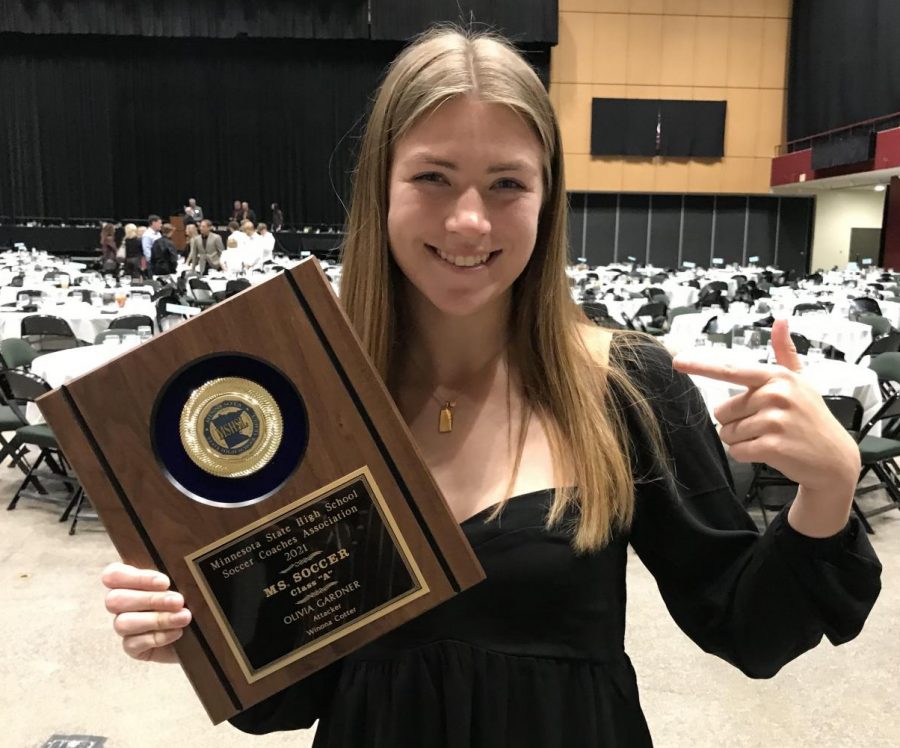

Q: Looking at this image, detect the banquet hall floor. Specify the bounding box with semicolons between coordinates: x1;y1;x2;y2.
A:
3;463;899;748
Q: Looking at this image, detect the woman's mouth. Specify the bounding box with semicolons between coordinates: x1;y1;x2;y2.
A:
426;244;501;269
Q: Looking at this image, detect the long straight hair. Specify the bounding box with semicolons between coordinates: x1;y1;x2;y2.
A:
340;27;668;552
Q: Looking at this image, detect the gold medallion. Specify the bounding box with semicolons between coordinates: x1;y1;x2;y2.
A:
180;377;283;478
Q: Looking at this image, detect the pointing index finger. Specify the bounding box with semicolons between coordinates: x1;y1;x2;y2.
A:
672;355;779;389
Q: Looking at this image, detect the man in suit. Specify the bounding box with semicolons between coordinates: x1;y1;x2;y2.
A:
240;201;257;224
183;197;204;225
187;219;224;274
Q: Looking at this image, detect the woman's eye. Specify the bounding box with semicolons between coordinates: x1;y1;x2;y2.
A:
494;178;524;190
414;172;447;184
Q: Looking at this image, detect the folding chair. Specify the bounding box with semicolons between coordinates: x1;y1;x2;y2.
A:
855;330;900;365
0;338;39;370
3;370;82;520
109;314;155;333
745;395;862;527
852;297;882;316
20;315;81;352
187;278;216;309
792;302;827;316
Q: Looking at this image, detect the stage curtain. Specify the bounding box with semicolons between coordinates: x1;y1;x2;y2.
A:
0;34;401;226
0;1;369;40
789;0;900;141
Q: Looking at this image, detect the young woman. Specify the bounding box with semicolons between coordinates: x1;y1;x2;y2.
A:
121;223;143;280
102;27;881;746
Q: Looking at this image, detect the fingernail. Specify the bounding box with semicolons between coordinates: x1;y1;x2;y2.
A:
164;592;182;605
172;609;191;624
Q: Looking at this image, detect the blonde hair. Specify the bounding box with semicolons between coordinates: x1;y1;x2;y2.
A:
340;27;669;551
123;223;138;240
185;223;198;238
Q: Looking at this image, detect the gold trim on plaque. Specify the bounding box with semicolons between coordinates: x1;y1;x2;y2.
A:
185;466;431;684
179;377;282;478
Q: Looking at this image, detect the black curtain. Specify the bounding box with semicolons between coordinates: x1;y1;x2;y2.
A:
0;34;402;225
789;0;900;141
659;100;725;158
0;1;369;39
591;99;658;157
369;0;557;43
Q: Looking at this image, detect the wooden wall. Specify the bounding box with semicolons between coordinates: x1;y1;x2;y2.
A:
551;0;791;194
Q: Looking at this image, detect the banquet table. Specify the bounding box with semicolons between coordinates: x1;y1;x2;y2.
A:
26;340;142;423
0;299;157;342
679;346;883;437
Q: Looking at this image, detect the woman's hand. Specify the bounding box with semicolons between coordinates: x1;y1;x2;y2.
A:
102;562;192;663
672;319;861;536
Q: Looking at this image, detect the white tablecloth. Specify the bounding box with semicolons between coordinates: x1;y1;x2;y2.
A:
786;316;872;363
0;299;156;342
26;340;142;423
682;347;882;436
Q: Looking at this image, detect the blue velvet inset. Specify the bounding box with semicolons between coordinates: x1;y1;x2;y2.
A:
152;353;308;506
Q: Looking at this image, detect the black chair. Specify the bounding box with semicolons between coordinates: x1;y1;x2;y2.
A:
628;302;667;335
789;332;811;356
745;395;863;527
20;315;81;352
3;369;84;527
849;359;900;533
212;278;252;303
187;278;216;308
852;297;882;316
792;302;827;316
701;280;729;294
697;287;729;311
855;313;892;341
855;330;900;365
109;314;155;333
67;289;93;304
581;301;609;324
701;316;719;334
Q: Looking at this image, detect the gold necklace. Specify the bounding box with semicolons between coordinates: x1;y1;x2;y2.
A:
411;344;508;434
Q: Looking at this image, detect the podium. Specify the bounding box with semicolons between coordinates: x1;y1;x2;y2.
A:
170;215;187;252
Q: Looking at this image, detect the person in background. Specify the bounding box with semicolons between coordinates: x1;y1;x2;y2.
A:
239;220;262;269
270;203;284;232
230;199;242;222
256;222;275;264
187;219;224;274
141;215;162;277
227;220;246;249
182;224;198;260
150;223;179;277
239;201;256;224
99;223;118;274
219;234;240;273
183;197;203;225
122;223;143;279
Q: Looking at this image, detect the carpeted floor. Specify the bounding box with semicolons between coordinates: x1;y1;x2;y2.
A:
3;464;898;748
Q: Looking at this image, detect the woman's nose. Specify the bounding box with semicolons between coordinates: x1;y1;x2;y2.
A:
446;189;491;238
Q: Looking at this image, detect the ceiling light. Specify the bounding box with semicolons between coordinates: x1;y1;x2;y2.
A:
874;185;886;191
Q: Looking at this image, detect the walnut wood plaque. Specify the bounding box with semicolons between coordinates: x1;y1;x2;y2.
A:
37;259;485;723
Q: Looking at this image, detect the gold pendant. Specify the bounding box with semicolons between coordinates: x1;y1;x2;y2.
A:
439;402;454;433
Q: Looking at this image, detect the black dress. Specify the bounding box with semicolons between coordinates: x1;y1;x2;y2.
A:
230;342;882;746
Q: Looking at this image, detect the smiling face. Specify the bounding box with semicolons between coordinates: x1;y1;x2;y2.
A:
387;95;544;318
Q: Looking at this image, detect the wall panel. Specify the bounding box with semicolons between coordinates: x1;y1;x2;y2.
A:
551;0;790;195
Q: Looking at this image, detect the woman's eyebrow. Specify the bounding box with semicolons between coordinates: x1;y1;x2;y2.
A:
407;152;534;174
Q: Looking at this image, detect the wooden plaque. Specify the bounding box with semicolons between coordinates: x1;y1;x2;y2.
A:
37;259;485;723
